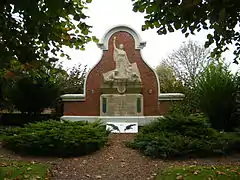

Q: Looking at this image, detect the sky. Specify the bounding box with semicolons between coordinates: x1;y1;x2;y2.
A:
60;0;239;73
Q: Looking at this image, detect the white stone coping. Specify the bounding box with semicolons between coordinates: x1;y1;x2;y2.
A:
60;94;85;101
61;116;163;126
158;93;185;101
97;25;146;50
61;93;185;102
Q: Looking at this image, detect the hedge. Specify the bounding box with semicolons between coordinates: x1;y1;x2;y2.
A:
2;120;110;157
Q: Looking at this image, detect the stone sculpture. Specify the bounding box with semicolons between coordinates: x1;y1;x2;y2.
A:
113;36;132;78
103;37;141;84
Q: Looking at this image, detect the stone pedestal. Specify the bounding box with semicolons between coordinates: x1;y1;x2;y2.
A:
100;94;143;116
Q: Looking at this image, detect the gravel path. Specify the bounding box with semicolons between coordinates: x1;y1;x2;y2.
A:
51;134;166;180
1;134;240;180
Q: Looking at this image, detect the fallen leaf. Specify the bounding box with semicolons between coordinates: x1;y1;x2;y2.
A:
1;162;9;167
82;160;87;164
176;175;183;180
152;173;157;176
121;162;126;167
189;165;196;168
207;175;214;180
24;174;30;178
211;165;216;170
96;175;102;179
216;171;226;175
193;170;200;175
85;174;91;177
231;169;237;173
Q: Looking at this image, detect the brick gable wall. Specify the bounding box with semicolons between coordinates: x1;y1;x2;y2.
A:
63;31;170;116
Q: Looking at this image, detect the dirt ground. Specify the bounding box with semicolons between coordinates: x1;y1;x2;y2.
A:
1;134;240;180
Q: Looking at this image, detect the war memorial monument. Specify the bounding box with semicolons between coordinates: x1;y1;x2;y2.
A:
61;25;184;126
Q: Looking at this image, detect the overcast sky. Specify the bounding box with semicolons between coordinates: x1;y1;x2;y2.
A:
60;0;239;72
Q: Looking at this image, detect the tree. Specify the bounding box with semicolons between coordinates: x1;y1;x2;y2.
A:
162;40;211;86
195;61;237;131
61;64;87;94
132;0;240;63
7;75;59;115
0;0;97;69
155;62;184;93
159;40;211;115
1;60;87;114
156;61;199;116
4;62;61;115
52;63;87;115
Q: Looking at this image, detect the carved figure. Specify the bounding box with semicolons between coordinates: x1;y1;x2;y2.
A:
102;36;142;93
113;36;132;78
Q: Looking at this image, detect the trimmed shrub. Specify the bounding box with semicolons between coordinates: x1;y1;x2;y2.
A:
127;114;240;158
2;120;110;157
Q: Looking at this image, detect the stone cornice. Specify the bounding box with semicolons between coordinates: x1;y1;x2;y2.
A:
158;93;185;101
61;94;85;101
97;25;146;50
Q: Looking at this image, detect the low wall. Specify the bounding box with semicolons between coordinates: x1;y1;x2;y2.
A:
61;93;185;116
60;116;163;126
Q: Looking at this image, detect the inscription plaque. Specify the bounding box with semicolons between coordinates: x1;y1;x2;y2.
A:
100;94;143;116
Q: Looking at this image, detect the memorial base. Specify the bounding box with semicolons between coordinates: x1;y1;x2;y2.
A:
60;116;163;126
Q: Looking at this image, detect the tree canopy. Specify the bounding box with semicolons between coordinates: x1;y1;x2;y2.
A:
155;62;184;93
162;40;211;86
60;64;87;94
132;0;240;63
0;0;96;69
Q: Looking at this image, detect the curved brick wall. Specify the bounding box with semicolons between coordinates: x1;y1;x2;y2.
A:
63;31;161;116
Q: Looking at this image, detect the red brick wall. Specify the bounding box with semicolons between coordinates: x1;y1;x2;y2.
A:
63;31;162;116
158;101;171;115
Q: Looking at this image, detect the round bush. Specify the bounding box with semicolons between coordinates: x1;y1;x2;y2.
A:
2;120;110;157
127;114;240;158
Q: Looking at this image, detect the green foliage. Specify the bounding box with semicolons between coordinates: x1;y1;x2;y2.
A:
6;75;59;114
132;0;240;63
155;62;184;93
168;88;200;116
162;40;212;87
0;127;7;140
156;165;240;180
60;63;87;94
127;114;240;158
157;41;211;115
0;0;94;68
2;120;110;157
195;62;237;131
168;101;194;116
0;160;50;180
52;63;87;115
137;114;210;138
0;113;60;126
0;59;64;112
0;59;87;115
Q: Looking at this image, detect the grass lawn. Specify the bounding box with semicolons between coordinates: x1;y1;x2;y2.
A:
0;126;8;141
0;159;50;180
156;165;240;180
